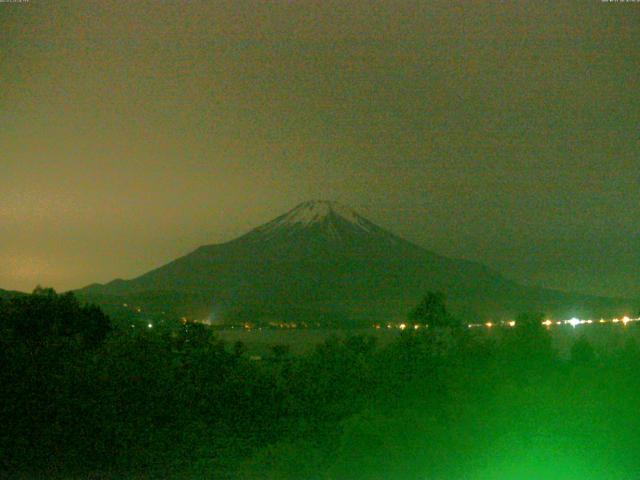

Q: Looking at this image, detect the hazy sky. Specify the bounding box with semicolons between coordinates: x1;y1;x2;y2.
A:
1;1;639;298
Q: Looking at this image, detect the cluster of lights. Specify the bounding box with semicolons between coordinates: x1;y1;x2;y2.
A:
466;316;639;329
266;322;298;329
468;321;508;329
122;303;143;313
380;323;428;330
553;316;637;328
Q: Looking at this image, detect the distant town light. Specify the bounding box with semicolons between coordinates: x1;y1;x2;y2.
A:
399;323;407;330
485;322;493;328
568;318;581;328
147;323;153;329
507;321;516;327
542;320;553;327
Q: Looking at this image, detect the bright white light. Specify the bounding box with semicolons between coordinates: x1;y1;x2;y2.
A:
485;322;493;328
542;320;553;327
622;316;631;325
568;318;581;328
399;323;407;330
507;321;516;327
147;323;153;329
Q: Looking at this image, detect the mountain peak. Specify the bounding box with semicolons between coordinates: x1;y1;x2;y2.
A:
77;201;630;325
244;200;375;240
284;200;361;226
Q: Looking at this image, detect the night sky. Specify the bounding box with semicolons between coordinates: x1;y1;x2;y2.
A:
1;1;639;298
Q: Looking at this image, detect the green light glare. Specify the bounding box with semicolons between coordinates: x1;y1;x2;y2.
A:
466;438;622;480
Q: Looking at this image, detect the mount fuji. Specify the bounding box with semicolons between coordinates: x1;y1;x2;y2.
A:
78;201;631;324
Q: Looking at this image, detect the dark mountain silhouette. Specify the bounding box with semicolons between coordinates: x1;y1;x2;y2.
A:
78;201;633;324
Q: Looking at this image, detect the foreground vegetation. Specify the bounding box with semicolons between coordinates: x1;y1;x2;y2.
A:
2;289;640;479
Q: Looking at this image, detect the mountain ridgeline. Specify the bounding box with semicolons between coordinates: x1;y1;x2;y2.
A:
78;201;632;325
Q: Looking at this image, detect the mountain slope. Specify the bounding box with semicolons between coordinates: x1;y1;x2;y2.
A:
78;201;633;324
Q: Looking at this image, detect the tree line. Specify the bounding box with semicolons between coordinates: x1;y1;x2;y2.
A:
1;288;640;479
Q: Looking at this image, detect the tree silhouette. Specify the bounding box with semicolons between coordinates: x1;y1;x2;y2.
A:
408;291;457;328
503;311;553;367
1;287;111;347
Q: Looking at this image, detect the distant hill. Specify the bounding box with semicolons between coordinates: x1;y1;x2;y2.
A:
78;201;634;325
0;288;25;300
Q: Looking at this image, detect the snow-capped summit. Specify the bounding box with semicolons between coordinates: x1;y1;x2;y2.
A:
282;201;364;226
250;200;375;238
